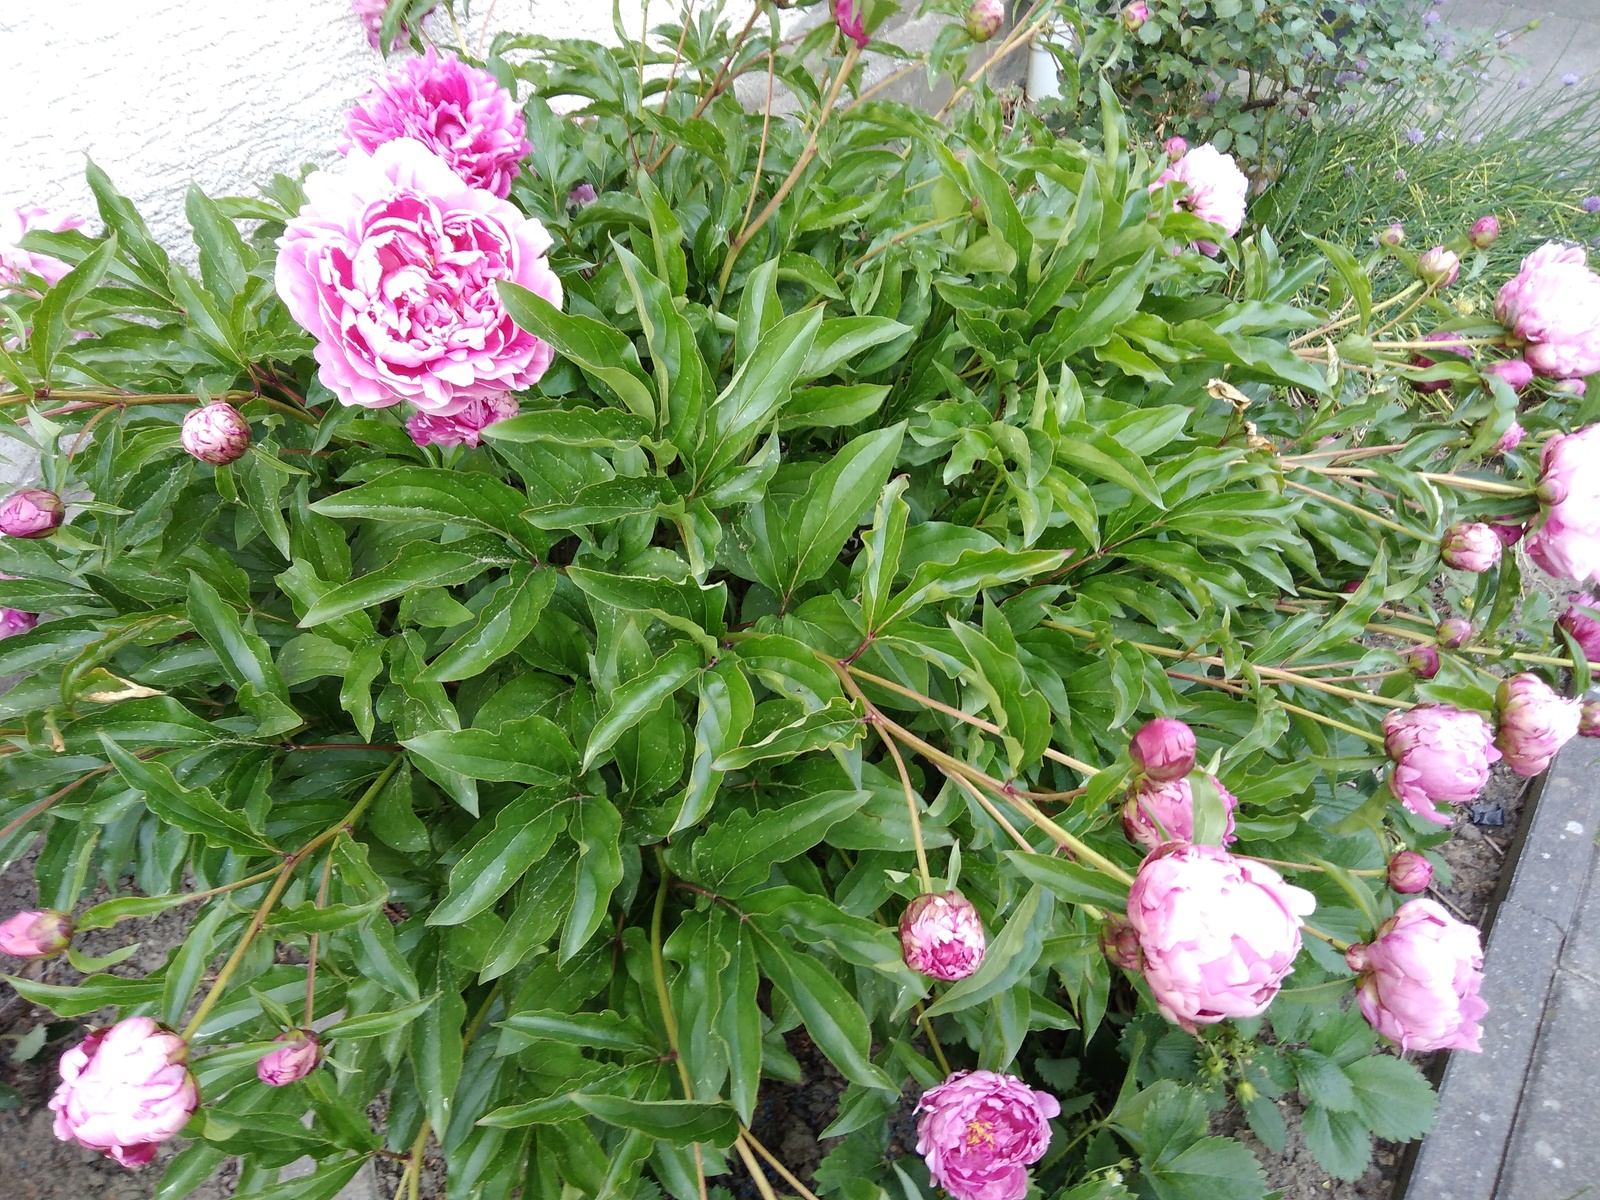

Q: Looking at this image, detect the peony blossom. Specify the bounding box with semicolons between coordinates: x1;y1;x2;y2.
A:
966;0;1004;42
0;909;72;958
1485;358;1533;390
1126;842;1315;1029
1387;850;1433;894
1418;246;1461;288
0;488;65;538
832;0;870;48
351;0;433;49
1437;617;1473;648
1349;899;1487;1052
276;138;562;415
50;1018;199;1168
1406;644;1439;679
1497;421;1526;452
406;393;518;449
1440;521;1501;572
344;49;530;200
258;1029;321;1087
915;1071;1059;1200
1410;330;1471;393
1382;704;1500;825
1121;775;1238;850
1495;672;1581;776
1526;425;1600;584
1152;144;1249;256
568;183;598;208
0;206;86;289
900;891;987;981
1164;136;1188;158
181;403;251;466
0;608;38;640
1469;215;1500;249
1495;241;1600;380
1122;1;1151;31
1489;520;1525;547
1558;594;1600;659
1128;717;1196;782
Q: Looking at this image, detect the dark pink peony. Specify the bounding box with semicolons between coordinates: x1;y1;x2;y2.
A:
258;1029;321;1087
0;909;72;958
1485;358;1533;390
1406;645;1440;679
1386;850;1433;895
1526;425;1600;584
915;1070;1059;1200
832;0;870;48
1558;594;1600;659
1121;775;1238;850
1151;144;1249;256
0;608;37;640
1437;617;1474;648
1495;672;1581;776
351;0;435;49
1469;215;1500;249
0;206;86;288
1382;704;1500;825
50;1018;198;1168
900;891;987;981
0;488;64;538
1440;521;1501;572
1128;717;1197;782
1495;241;1600;380
1350;899;1487;1052
406;393;518;449
276;138;562;415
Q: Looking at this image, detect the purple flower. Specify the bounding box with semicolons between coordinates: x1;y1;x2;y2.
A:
1422;11;1440;26
1563;73;1581;87
405;394;519;449
1202;89;1221;104
1405;126;1427;146
568;183;598;208
1584;196;1600;215
832;0;870;49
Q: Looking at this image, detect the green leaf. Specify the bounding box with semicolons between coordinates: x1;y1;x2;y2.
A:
697;306;824;488
571;1096;739;1147
184;184;250;307
76;891;195;931
562;796;624;962
484;407;652;449
1345;1054;1437;1142
497;1009;656;1053
1144;1137;1269;1200
498;281;656;420
302;540;515;629
751;932;897;1092
712;696;864;770
923;885;1052;1019
1300;1102;1373;1182
5;973;162;1017
220;1156;369;1200
154;1141;227;1200
161;901;231;1026
686;789;869;897
786;423;906;596
403;714;576;785
429;789;570;927
878;547;1070;630
667;657;756;834
799;317;912;382
30;234;119;382
422;565;555;682
1005;851;1131;909
310;467;543;555
99;736;271;853
583;642;702;770
186;570;286;700
1289;1048;1358;1113
323;994;439;1041
412;980;467;1142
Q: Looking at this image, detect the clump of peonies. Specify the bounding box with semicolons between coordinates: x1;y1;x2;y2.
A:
1525;425;1600;584
900;891;987;982
1495;673;1581;776
1152;143;1249;256
1126;842;1315;1029
1437;617;1474;648
965;0;1005;41
1559;594;1600;658
1440;521;1501;572
1410;330;1471;393
0;909;73;958
1346;899;1487;1052
1485;358;1533;390
1406;644;1440;680
832;0;870;48
0;206;86;288
1418;245;1461;288
1495;241;1600;380
275;138;562;415
1121;775;1238;850
1127;716;1196;782
180;402;251;466
258;1029;321;1087
1469;214;1500;249
50;1017;199;1168
344;49;530;199
915;1070;1059;1200
0;488;64;539
1382;704;1501;825
1387;850;1433;895
406;394;518;449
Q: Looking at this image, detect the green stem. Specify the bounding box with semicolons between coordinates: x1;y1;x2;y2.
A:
1282;478;1430;540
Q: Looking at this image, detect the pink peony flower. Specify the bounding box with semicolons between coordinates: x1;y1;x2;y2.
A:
1151;144;1249;256
1128;717;1197;782
1164;136;1189;159
1558;594;1600;659
966;0;1005;42
1440;521;1502;572
568;183;598;208
1387;850;1433;894
914;1070;1059;1200
344;49;530;200
1121;775;1238;850
1553;377;1587;396
1489;520;1525;547
276;138;562;416
1485;358;1533;390
50;1018;199;1168
1410;330;1471;393
0;206;86;288
1495;241;1600;379
1382;704;1500;825
1418;245;1461;288
1469;215;1500;249
1526;425;1600;583
181;403;251;466
0;909;73;958
0;608;38;639
1496;421;1526;452
832;0;870;48
1437;617;1473;648
900;891;987;981
0;488;64;538
406;393;518;449
257;1029;321;1087
1350;899;1487;1052
1406;644;1440;679
1495;672;1581;776
1122;1;1151;31
1126;842;1315;1029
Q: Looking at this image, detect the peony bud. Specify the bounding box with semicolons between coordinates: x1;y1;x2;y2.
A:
1344;942;1370;973
0;608;38;640
1438;617;1473;648
1489;520;1526;547
1558;594;1600;659
1496;421;1526;453
50;1018;199;1168
965;0;1004;42
831;0;870;48
1406;645;1440;680
1352;899;1487;1052
1411;329;1471;393
1383;704;1500;824
1580;700;1600;738
1387;850;1433;894
1469;215;1500;249
1128;717;1197;782
181;403;252;466
1378;223;1406;249
1496;672;1582;776
1441;521;1503;573
1419;246;1462;288
0;488;64;539
257;1029;321;1086
1100;916;1142;970
568;182;598;208
0;909;73;958
1164;135;1188;159
900;891;986;981
1121;1;1150;32
1121;774;1238;849
1552;377;1587;397
1485;358;1533;390
915;1071;1059;1200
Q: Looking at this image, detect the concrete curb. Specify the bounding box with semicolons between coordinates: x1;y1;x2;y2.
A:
1402;737;1600;1199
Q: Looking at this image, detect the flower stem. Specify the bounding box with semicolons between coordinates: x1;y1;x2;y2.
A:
651;849;711;1200
305;848;335;1026
1282;477;1431;540
1302;923;1352;952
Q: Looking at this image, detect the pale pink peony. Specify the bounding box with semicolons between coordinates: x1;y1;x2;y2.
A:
1387;850;1433;895
1126;842;1315;1029
1440;521;1501;572
0;206;86;288
1495;241;1600;380
0;608;38;639
1525;425;1600;584
406;393;518;449
344;49;530;199
258;1029;321;1087
276;138;562;415
1558;594;1600;659
1152;144;1249;256
1495;672;1581;776
1128;717;1197;782
1121;775;1238;850
1382;704;1500;825
0;488;64;539
181;403;251;466
1485;358;1533;390
832;0;870;48
1418;246;1461;288
50;1018;198;1168
1350;899;1487;1052
0;909;72;958
900;891;987;981
1469;215;1500;249
914;1070;1059;1200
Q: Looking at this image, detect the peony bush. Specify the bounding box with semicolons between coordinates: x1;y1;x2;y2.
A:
1;1;1598;1197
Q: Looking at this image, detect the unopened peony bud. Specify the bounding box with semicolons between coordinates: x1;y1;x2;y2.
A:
1496;672;1581;776
1378;223;1406;248
1121;1;1150;32
1387;850;1433;894
1497;421;1526;453
1344;942;1370;973
0;488;64;539
1419;246;1462;288
1580;700;1600;738
0;608;38;640
915;1071;1059;1200
1485;358;1533;390
1164;135;1188;158
1128;717;1197;781
1352;899;1486;1052
0;909;73;958
181;403;252;466
50;1018;199;1168
257;1029;321;1086
965;0;1004;42
1469;215;1500;249
568;182;598;208
1100;916;1142;970
900;891;986;981
1552;377;1587;396
1406;645;1440;680
1441;521;1502;572
831;0;870;47
1558;594;1600;659
1438;617;1473;648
